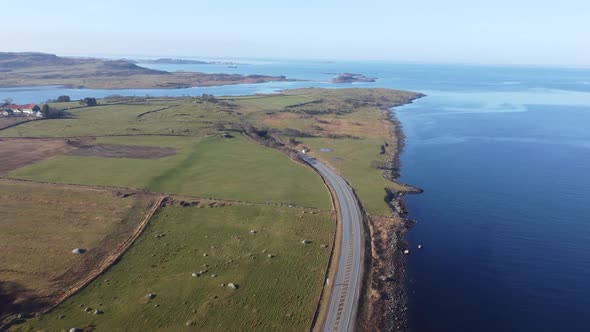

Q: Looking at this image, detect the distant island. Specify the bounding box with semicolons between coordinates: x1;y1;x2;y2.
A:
332;73;377;83
0;52;285;89
136;58;248;66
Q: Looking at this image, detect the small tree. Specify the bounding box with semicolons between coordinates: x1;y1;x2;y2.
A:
56;95;71;102
41;104;51;118
32;105;40;112
80;97;97;106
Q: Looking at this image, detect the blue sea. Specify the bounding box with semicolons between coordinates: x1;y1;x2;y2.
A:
2;60;590;331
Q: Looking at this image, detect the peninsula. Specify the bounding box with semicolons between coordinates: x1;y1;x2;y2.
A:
0;87;423;332
0;52;287;89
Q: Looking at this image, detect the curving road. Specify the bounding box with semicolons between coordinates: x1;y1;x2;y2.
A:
302;155;364;332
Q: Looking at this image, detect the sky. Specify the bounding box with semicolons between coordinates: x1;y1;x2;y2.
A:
2;0;589;67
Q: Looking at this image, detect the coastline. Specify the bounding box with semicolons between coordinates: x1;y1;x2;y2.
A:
363;96;424;332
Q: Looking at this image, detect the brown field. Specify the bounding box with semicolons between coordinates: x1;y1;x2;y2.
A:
0;179;159;317
67;143;176;159
0;138;74;175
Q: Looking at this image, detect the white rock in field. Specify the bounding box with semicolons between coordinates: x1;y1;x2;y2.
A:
302;239;311;245
71;248;85;254
227;283;239;290
70;328;83;332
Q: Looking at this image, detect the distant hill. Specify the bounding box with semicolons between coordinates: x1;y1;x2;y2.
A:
0;52;93;69
0;52;167;75
0;52;289;89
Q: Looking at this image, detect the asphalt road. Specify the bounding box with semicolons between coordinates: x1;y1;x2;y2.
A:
302;155;364;332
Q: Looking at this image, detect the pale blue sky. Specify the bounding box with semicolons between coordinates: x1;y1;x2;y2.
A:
2;0;589;66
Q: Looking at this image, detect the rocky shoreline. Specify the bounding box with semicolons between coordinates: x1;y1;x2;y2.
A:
364;96;424;332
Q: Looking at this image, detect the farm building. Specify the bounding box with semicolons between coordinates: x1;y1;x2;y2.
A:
1;103;40;117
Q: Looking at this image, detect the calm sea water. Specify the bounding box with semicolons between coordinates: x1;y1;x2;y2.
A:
2;60;589;331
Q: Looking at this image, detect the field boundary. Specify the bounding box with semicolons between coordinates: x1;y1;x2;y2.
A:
41;194;165;314
136;104;179;118
0;177;327;211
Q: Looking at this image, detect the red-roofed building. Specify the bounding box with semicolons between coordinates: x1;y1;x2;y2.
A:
1;103;40;116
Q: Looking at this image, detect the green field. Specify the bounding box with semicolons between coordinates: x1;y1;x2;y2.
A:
299;137;405;215
8;135;331;209
14;205;334;331
0;100;240;138
0;179;157;313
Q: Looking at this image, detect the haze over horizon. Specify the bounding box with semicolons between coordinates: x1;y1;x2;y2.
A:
2;0;589;68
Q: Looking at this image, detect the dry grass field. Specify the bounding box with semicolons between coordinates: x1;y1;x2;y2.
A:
0;138;74;175
0;179;158;318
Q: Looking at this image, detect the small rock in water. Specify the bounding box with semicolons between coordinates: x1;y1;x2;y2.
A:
418;244;423;249
403;249;410;255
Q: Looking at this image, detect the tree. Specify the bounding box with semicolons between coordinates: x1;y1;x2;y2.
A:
32;105;40;112
80;97;97;106
56;95;71;102
3;98;13;105
41;104;51;118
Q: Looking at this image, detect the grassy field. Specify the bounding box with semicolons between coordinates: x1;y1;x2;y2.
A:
13;205;335;331
0;100;240;138
233;88;421;215
8;135;331;209
1;87;421;329
0;179;157;315
298;137;406;215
